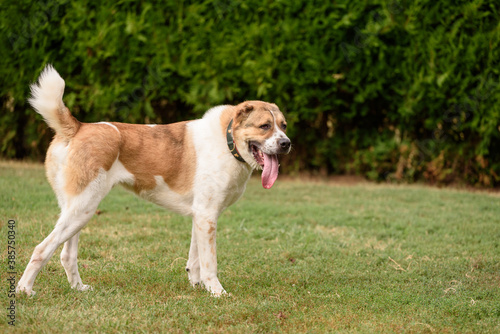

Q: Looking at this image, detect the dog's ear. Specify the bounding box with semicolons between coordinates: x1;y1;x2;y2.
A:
235;103;254;121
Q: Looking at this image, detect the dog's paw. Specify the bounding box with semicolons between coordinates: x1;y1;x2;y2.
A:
190;280;202;288
202;279;227;297
16;285;36;297
74;283;93;292
186;267;201;287
211;289;231;298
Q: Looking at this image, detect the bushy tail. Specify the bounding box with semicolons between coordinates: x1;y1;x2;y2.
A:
28;65;80;139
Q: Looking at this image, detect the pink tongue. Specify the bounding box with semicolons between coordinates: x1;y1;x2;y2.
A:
261;153;279;189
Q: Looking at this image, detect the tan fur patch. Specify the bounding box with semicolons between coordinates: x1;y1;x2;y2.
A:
115;121;196;194
208;221;216;255
64;123;121;195
207;221;216;235
50;120;196;196
58;106;81;139
219;106;236;137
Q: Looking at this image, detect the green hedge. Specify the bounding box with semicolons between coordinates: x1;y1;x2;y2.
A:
1;0;499;186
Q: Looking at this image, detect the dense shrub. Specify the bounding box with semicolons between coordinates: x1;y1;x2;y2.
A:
1;0;499;186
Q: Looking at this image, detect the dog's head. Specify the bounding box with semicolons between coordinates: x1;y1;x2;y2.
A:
232;101;291;189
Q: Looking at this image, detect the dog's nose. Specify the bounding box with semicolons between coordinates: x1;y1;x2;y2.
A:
278;138;291;152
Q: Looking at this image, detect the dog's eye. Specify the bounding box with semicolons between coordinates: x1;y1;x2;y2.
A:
281;123;287;131
260;124;271;130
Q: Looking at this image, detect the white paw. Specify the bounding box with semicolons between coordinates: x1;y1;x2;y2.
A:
74;283;93;292
211;289;229;298
190;280;202;288
202;279;226;297
16;285;36;297
186;267;201;287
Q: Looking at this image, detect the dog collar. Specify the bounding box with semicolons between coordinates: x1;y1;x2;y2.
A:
226;119;246;163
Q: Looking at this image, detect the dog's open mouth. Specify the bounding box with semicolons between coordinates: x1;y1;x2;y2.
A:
251;144;279;189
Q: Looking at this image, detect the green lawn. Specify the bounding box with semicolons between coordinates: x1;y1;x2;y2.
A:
1;161;499;333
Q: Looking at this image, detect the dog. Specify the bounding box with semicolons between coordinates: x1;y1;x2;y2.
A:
16;65;291;297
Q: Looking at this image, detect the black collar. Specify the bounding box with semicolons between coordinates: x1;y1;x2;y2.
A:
226;119;246;163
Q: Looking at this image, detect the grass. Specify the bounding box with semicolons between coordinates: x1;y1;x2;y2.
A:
1;160;499;333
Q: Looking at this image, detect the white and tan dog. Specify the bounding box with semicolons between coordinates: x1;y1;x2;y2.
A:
17;65;291;296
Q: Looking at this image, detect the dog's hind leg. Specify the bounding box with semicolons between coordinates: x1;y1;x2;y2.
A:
60;231;91;291
16;208;95;295
17;171;111;296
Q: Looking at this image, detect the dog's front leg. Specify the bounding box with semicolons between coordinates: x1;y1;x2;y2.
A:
190;215;226;296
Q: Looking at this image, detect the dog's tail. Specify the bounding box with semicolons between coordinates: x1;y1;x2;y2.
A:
28;65;80;139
